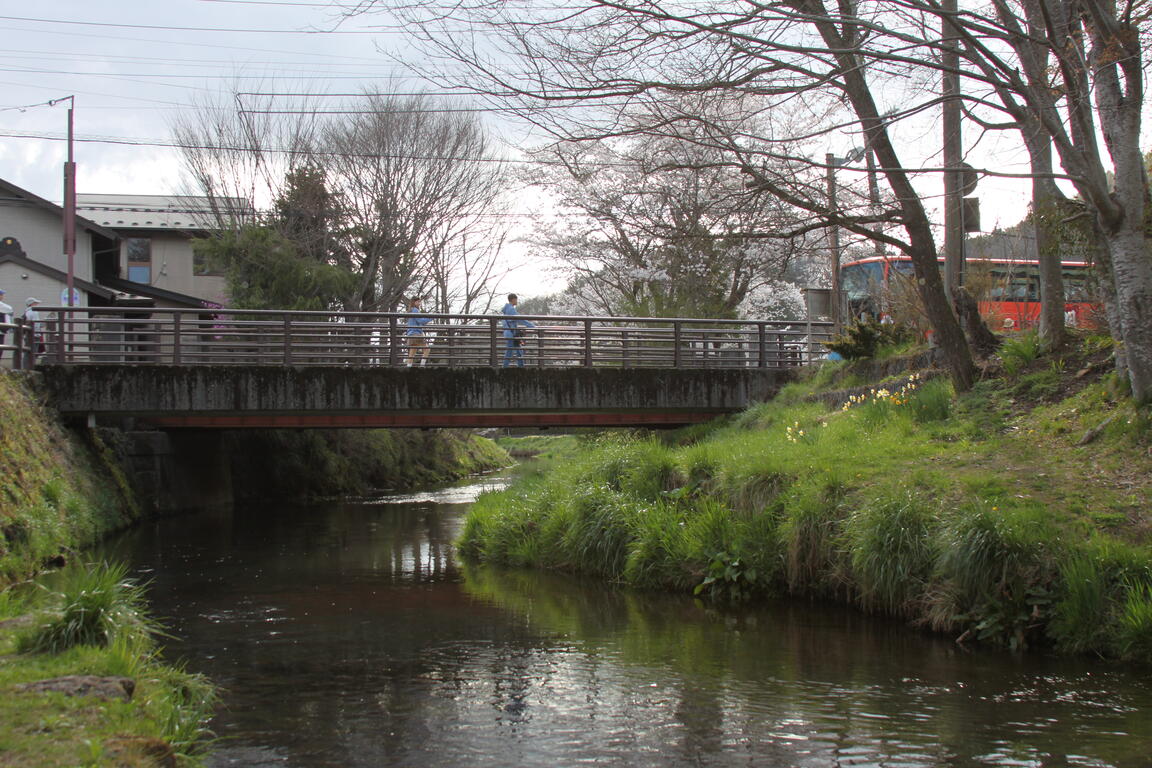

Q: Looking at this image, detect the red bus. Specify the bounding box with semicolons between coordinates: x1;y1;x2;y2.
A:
840;255;1100;330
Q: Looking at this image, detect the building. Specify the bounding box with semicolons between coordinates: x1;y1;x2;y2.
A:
0;177;116;313
1;179;252;366
78;193;253;309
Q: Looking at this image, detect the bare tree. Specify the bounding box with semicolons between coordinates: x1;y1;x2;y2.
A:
349;1;979;389
319;93;512;312
928;0;1151;393
524;128;815;318
173;88;513;314
358;0;1151;396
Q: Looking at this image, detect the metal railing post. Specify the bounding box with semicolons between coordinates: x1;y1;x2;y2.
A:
173;313;183;364
53;314;65;363
283;315;292;365
489;317;499;367
758;322;768;368
583;319;593;367
673;322;682;368
805;316;814;364
388;316;399;367
622;329;631;368
13;321;24;370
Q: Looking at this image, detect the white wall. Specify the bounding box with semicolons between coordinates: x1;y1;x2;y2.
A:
0;201;94;281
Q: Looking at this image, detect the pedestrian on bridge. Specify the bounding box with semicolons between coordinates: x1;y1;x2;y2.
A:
0;288;11;363
21;297;44;355
501;293;535;368
405;296;433;366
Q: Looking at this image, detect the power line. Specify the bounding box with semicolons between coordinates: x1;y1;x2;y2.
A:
0;23;426;63
0;66;410;81
0;13;432;35
198;0;343;5
0;48;406;71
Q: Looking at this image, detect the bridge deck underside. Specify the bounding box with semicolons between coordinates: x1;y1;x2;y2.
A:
142;410;720;429
39;365;793;430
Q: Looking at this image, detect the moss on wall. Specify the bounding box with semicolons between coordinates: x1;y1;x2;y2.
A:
0;371;136;583
224;428;509;501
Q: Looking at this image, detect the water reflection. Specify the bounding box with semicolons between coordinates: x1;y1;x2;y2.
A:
99;480;1152;768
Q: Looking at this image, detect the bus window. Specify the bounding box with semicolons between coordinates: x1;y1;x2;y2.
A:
841;261;883;301
841;261;883;319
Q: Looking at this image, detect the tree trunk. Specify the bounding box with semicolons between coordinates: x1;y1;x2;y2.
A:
798;0;976;390
1089;12;1152;402
1023;127;1067;352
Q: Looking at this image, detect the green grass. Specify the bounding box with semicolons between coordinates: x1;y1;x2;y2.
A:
17;562;159;655
460;341;1152;661
0;562;216;766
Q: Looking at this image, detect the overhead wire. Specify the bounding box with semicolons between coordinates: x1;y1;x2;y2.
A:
0;14;444;35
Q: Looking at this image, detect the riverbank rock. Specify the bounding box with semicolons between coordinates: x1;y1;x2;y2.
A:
16;675;135;701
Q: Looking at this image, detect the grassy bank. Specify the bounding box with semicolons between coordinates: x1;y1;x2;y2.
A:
461;333;1152;661
0;563;215;766
0;372;136;582
2;371;215;765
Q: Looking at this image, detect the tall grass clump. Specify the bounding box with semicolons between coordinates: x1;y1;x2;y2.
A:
1048;554;1109;654
907;377;954;423
556;485;636;577
846;490;936;614
624;501;694;589
934;503;1051;649
615;440;681;501
18;561;159;655
779;479;848;593
1115;580;1152;661
1000;331;1043;377
151;663;219;759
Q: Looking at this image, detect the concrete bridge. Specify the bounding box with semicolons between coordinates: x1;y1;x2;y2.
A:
22;307;830;429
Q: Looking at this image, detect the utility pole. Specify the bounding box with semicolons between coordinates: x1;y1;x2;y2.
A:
52;96;77;308
826;152;843;332
865;148;884;258
941;0;964;298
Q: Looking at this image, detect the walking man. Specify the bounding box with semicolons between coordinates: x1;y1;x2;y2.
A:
405;296;433;366
501;293;535;368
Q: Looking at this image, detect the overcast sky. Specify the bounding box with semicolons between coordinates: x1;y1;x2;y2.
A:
0;0;432;198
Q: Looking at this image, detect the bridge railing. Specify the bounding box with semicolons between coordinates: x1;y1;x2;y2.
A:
0;318;37;370
31;307;834;369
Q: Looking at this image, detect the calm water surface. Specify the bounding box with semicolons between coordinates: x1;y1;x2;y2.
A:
100;478;1152;767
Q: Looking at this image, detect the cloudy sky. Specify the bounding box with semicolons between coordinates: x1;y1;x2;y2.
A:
1;0;433;199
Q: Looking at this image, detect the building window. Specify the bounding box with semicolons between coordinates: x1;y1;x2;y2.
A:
126;237;151;283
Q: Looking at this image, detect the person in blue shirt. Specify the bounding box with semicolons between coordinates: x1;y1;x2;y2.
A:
405;296;433;366
501;293;535;368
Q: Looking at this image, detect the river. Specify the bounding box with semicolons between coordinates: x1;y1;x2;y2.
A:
99;476;1152;767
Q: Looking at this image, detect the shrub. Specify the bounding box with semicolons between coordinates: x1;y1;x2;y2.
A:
824;321;914;360
1000;331;1043;378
